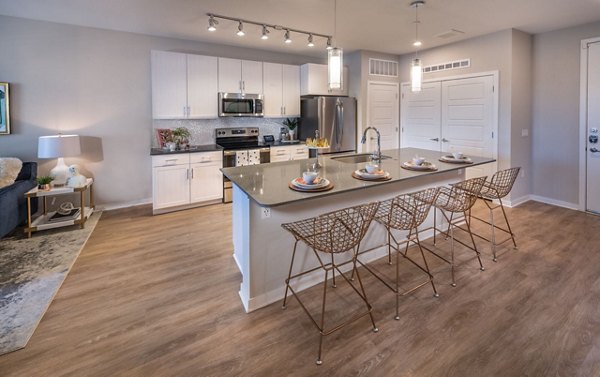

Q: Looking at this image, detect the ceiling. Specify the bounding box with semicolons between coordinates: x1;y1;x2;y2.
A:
1;0;600;57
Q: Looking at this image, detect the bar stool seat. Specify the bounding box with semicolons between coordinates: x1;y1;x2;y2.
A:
281;202;380;365
422;176;487;287
469;167;521;261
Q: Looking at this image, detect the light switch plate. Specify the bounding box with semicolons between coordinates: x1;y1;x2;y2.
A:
521;129;529;137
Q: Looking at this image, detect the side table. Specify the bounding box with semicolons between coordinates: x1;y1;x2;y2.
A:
24;178;95;238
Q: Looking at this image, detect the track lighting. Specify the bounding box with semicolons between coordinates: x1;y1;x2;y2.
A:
207;15;218;32
236;21;245;36
261;25;269;40
205;13;331;49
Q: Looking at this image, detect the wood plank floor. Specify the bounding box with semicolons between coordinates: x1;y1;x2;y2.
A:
1;200;600;376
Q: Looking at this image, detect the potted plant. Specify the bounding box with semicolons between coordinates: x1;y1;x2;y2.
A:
283;118;299;140
172;127;191;149
37;176;54;191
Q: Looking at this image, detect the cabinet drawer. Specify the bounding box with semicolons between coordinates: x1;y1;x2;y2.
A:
190;151;223;164
152;154;190;167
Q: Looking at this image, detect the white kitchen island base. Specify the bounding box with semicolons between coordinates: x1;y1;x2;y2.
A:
232;169;466;312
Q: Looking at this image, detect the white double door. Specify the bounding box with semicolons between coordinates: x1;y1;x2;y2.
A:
585;41;600;213
401;75;497;179
366;81;399;152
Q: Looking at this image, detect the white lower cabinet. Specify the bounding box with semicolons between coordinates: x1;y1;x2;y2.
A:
270;145;309;162
152;152;223;214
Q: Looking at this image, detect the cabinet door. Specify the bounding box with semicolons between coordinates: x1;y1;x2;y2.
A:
218;57;242;93
282;64;301;117
263;62;283;117
190;161;223;202
153;165;190;209
188;55;218;118
242;60;263;94
300;63;348;96
151;51;188;119
290;146;309;160
270;146;291;162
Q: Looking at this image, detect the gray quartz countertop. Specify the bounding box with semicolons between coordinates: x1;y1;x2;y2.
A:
151;144;223;155
221;147;496;207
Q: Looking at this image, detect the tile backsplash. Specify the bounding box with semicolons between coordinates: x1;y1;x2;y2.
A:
152;118;288;147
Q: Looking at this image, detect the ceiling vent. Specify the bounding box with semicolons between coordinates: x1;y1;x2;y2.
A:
422;58;470;74
435;29;465;39
369;58;398;77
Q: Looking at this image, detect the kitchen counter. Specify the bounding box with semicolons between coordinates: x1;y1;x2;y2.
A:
150;144;223;155
221;147;495;207
258;140;305;147
226;147;496;313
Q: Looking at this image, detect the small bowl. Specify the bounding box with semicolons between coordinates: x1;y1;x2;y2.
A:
302;171;319;185
365;163;379;174
412;156;425;166
452;152;464;159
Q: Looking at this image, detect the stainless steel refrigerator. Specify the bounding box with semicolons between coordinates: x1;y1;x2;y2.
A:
299;96;357;154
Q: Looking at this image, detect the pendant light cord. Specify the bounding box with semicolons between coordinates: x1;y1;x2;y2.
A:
334;0;337;43
414;3;419;59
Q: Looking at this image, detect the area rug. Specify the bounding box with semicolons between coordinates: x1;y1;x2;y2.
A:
0;212;101;355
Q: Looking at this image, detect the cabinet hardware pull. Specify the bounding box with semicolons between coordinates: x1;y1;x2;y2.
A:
442;138;449;142
191;168;194;179
430;138;439;142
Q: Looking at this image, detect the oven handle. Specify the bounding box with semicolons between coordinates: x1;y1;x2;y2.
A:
223;150;237;156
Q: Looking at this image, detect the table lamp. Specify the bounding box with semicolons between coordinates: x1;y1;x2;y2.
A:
38;134;81;186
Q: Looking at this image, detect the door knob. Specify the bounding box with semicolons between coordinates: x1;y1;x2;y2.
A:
442;138;449;142
430;138;439;142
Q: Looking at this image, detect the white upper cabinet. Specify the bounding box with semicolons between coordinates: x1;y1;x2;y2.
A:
151;51;218;119
151;51;188;119
300;63;348;96
218;58;263;93
262;63;300;118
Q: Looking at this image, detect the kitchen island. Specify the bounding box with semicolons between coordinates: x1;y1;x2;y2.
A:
221;148;495;312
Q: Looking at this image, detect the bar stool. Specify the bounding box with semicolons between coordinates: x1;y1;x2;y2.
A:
355;187;440;320
281;202;380;365
469;167;521;262
423;176;487;287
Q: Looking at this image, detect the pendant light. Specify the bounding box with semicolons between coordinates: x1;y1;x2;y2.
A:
410;0;424;92
328;0;343;90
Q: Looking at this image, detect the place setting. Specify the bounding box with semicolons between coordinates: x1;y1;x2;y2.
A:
352;161;392;181
289;170;334;192
401;155;438;171
439;151;473;164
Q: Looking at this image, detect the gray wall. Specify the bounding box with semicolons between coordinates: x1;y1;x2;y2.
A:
0;15;321;208
532;21;600;206
398;29;533;202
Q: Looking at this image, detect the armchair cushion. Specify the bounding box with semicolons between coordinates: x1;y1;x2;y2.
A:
0;157;23;188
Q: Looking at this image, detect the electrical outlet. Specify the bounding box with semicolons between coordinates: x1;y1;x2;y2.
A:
261;207;271;219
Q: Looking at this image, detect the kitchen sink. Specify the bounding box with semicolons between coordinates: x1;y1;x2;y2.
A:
331;153;392;163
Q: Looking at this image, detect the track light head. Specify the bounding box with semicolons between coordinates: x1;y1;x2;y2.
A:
260;25;270;40
326;37;333;50
236;21;245;36
284;30;292;44
307;34;314;47
207;15;218;32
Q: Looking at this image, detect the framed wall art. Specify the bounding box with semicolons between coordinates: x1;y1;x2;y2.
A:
0;83;10;135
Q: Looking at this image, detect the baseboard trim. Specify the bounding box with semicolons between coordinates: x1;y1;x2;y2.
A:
529;195;579;211
97;198;152;211
505;195;532;208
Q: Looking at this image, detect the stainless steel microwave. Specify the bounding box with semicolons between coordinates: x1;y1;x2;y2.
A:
218;93;264;117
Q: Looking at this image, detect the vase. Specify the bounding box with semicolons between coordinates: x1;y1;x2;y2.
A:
38;184;51;191
289;129;296;140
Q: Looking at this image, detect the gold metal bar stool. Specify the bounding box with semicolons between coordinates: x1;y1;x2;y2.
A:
354;187;440;320
281;202;380;365
469;167;521;262
423;176;487;287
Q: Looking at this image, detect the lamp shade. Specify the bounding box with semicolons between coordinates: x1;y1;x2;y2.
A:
38;134;81;158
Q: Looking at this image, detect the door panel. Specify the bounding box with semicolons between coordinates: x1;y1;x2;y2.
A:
242;60;263;93
218;58;242;93
401;82;441;151
151;51;187;119
441;76;495;179
187;55;218;118
263;62;283;117
190;162;222;203
282;64;301;117
367;82;399;152
153;165;189;209
587;42;600;213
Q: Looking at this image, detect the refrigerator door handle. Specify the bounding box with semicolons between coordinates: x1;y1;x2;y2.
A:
335;100;344;148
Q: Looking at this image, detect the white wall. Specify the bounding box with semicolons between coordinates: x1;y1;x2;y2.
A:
532;21;600;206
0;15;321;207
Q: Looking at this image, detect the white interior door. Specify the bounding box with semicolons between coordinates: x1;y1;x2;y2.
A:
441;76;496;179
400;82;442;151
586;42;600;213
367;81;399;152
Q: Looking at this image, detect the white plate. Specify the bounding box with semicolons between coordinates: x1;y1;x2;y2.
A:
354;169;390;180
291;177;330;189
440;155;473;163
402;161;437;170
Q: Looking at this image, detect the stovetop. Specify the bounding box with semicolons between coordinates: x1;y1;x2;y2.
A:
216;127;263;150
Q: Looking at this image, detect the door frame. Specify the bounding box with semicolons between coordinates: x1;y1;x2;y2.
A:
579;36;600;212
400;70;499;162
366;80;400;151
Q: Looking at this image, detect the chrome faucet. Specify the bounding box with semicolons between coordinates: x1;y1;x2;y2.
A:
361;127;382;163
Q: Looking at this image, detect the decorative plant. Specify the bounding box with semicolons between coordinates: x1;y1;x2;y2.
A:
283;118;299;131
37;176;54;185
172;127;191;146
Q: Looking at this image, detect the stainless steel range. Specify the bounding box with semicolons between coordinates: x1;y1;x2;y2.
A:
216;127;270;203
